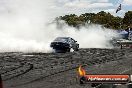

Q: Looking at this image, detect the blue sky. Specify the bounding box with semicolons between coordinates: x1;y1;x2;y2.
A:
53;0;132;17
0;0;131;18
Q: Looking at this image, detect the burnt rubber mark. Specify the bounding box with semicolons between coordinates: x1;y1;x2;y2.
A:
11;53;126;87
11;56;125;87
11;64;87;87
0;63;25;75
2;63;33;81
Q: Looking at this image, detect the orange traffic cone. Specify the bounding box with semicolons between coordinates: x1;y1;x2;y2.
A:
0;74;3;88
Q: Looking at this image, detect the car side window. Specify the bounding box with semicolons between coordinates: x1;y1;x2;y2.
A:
68;38;72;44
71;38;75;43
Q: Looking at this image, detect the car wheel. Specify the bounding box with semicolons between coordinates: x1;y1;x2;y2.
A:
73;47;79;51
66;48;70;52
75;48;79;51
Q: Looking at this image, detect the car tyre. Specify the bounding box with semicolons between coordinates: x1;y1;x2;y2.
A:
66;48;70;52
73;46;79;51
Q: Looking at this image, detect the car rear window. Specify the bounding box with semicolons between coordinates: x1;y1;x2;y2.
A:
54;37;69;42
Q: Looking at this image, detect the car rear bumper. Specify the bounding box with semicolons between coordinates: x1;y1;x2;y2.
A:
50;42;70;49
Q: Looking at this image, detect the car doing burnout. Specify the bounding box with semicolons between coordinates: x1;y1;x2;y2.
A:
50;37;79;52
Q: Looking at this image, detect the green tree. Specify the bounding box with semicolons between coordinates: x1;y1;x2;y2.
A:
58;11;131;30
123;11;132;28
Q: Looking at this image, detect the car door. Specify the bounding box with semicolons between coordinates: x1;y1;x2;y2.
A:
70;38;77;49
67;38;72;48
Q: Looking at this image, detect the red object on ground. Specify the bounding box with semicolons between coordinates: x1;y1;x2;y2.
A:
85;74;129;79
83;74;130;83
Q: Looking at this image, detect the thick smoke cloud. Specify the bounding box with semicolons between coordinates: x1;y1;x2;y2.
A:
0;0;119;52
48;22;118;49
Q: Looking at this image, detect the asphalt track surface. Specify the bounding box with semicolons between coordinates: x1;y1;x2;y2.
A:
0;48;132;88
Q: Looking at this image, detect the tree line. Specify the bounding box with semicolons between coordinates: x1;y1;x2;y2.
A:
56;11;132;30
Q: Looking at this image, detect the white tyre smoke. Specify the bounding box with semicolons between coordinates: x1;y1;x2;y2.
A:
0;0;119;52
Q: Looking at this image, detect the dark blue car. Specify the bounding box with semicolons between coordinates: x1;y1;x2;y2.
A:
50;37;79;52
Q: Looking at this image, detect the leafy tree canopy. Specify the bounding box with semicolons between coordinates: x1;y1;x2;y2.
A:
57;11;132;30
